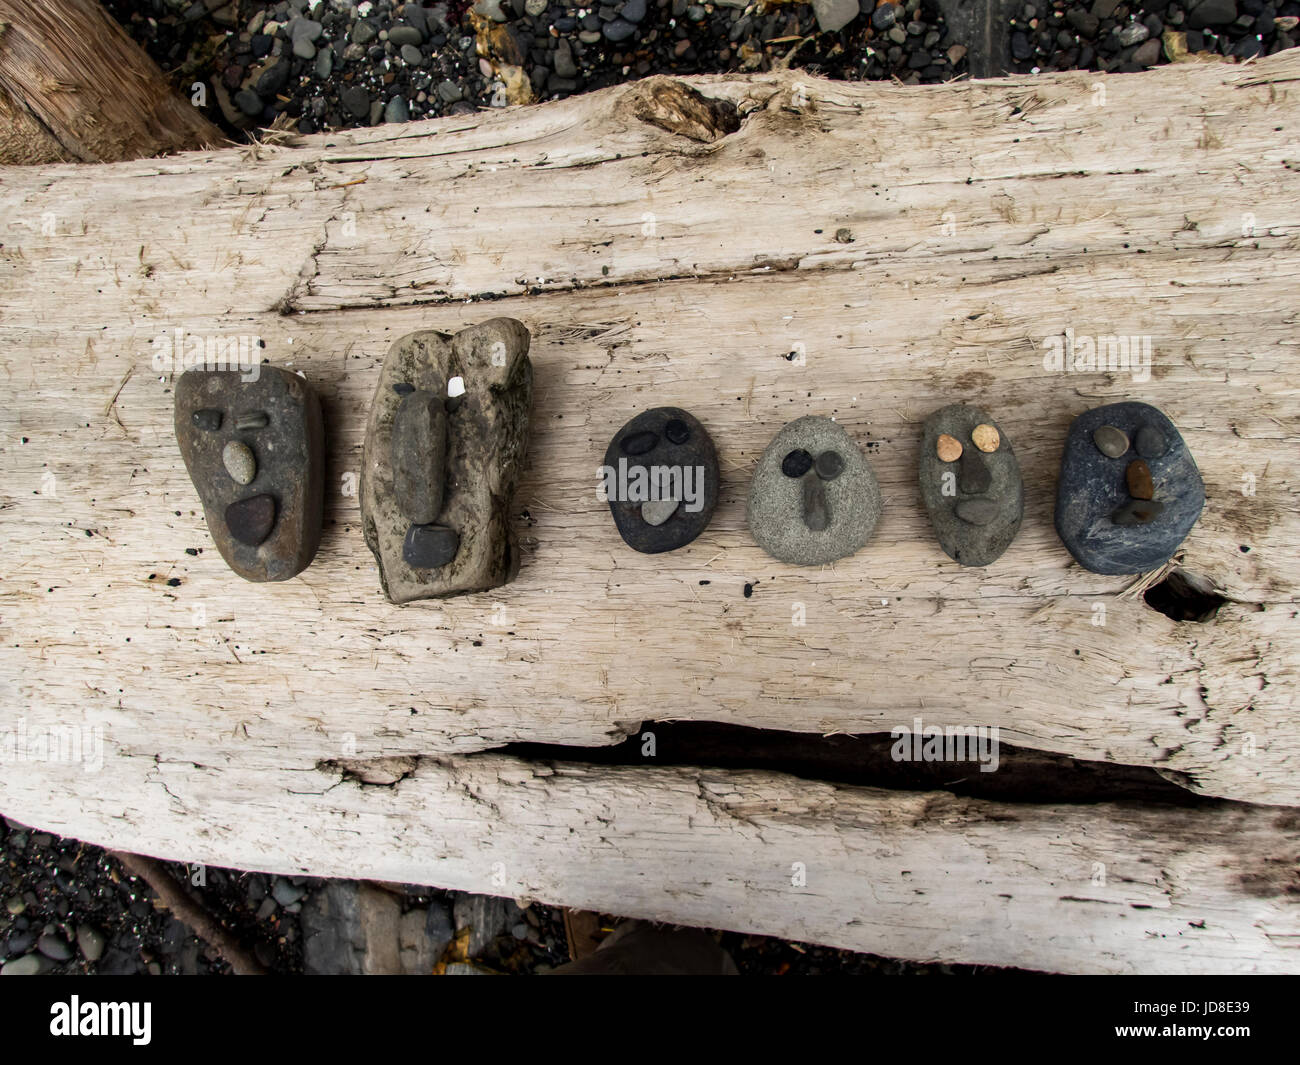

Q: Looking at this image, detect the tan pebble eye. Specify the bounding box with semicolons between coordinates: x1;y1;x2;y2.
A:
936;434;962;462
972;424;1000;453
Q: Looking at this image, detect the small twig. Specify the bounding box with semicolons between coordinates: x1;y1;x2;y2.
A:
104;365;133;433
109;851;267;976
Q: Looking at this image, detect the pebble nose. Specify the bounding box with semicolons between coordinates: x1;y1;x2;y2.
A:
802;474;829;531
958;448;991;495
1112;459;1162;525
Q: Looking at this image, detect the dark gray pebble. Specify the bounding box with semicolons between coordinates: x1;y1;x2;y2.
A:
402;524;460;569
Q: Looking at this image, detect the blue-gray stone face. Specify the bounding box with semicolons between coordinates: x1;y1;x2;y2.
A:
1054;401;1204;575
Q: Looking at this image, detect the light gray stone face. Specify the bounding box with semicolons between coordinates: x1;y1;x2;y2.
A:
361;318;533;603
919;404;1024;567
747;416;881;566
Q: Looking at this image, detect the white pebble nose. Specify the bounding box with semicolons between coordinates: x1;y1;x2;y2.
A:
641;498;679;526
223;440;256;485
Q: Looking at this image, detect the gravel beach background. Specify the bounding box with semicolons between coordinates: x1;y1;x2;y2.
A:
99;0;1300;143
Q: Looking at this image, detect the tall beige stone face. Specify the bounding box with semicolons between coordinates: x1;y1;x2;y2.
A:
360;319;533;603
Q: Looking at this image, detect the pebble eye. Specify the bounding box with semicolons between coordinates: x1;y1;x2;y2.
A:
621;430;658;456
971;424;999;453
664;418;690;445
782;449;814;477
814;450;844;480
1135;423;1167;459
1092;425;1129;458
936;434;962;462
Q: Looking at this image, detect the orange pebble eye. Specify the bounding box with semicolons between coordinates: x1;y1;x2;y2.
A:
936;434;962;462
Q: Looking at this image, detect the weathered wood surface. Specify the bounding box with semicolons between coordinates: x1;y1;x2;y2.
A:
6;753;1300;974
2;53;1300;971
0;0;225;165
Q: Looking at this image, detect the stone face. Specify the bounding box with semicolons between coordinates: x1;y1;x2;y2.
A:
603;407;719;553
748;415;881;566
361;319;533;603
175;366;324;582
919;404;1023;567
1055;401;1205;575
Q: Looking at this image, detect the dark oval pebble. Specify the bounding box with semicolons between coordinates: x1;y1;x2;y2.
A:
603;17;637;41
1112;498;1165;526
664;418;690;445
814;450;844;480
955;498;999;526
958;451;992;495
1126;459;1155;500
1093;424;1129;458
782;449;814;477
234;90;264;117
802;476;830;531
871;3;898;30
402;524;459;569
621;429;658;455
1135;423;1167;459
192;409;222;431
225;494;276;547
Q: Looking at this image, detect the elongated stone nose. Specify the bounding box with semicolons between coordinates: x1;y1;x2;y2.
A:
958;448;991;495
391;389;448;525
802;474;829;531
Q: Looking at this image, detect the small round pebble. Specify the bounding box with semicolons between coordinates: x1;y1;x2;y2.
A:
781;449;814;477
955;498;999;526
664;418;690;445
641;498;679;526
972;424;1000;453
815;450;845;480
1135;423;1167;459
936;434;963;462
1093;425;1129;458
621;430;657;456
222;441;256;485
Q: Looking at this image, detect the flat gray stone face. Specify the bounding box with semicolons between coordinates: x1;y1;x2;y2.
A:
747;415;881;566
361;319;533;604
174;366;324;582
919;403;1024;567
1055;400;1204;575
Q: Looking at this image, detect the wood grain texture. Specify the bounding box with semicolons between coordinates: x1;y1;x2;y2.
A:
3;753;1298;974
0;0;225;164
1;54;1299;970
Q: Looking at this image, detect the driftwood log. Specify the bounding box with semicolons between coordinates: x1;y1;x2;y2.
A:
0;0;224;164
2;50;1299;973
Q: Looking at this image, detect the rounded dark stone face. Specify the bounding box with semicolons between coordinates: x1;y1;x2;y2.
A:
918;404;1023;568
603;406;719;554
1054;401;1204;575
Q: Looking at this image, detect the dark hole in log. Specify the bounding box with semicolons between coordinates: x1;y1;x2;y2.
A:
1143;569;1227;623
505;722;1216;807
